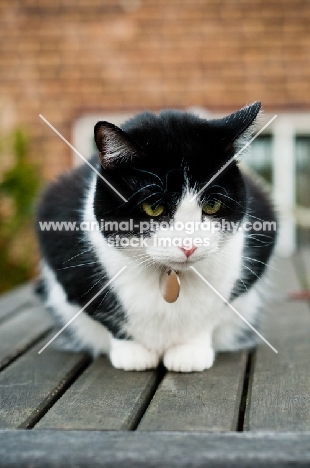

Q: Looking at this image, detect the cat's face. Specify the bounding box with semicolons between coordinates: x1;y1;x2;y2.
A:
94;104;260;270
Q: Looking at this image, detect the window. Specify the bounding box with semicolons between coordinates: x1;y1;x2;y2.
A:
295;136;310;247
243;135;272;184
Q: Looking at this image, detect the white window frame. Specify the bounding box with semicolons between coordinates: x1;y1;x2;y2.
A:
259;113;310;256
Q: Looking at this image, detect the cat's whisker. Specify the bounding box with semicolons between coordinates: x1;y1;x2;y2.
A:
94;287;114;311
130;192;163;211
57;261;98;270
79;274;109;298
248;233;273;238
205;192;245;211
205;251;247;283
72;236;89;249
124;183;164;203
247;234;275;243
241;255;280;272
130;262;154;279
123;257;155;282
209;250;260;292
243;212;272;223
241;264;261;281
62;248;93;265
208;184;229;196
248;242;274;248
131;167;164;188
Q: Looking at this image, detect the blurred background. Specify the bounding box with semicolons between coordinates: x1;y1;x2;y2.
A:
0;0;309;292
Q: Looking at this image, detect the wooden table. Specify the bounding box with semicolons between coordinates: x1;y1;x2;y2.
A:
0;253;309;467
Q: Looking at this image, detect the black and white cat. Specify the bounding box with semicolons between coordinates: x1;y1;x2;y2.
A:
36;102;277;372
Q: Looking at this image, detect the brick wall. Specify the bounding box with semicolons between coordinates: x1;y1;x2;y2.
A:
1;0;310;179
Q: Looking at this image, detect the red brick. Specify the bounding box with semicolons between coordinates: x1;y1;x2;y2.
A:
0;0;310;179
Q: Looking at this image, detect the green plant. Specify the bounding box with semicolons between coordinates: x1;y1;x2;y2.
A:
0;129;41;293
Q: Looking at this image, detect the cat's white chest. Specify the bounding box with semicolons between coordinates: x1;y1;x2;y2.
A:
109;256;238;353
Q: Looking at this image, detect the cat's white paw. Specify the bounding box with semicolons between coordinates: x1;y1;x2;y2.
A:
163;344;215;372
109;339;159;371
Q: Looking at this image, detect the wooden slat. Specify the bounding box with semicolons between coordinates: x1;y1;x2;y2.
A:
0;337;90;429
0;305;52;371
138;351;247;432
36;356;160;430
245;255;310;431
0;283;40;323
0;430;310;467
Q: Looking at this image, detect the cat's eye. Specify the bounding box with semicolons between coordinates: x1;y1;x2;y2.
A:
142;202;164;217
202;200;222;215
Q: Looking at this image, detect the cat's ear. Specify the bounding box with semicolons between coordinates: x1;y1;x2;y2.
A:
210;101;261;144
94;121;140;169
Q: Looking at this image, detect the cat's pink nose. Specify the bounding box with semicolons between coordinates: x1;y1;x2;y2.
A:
179;246;197;258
